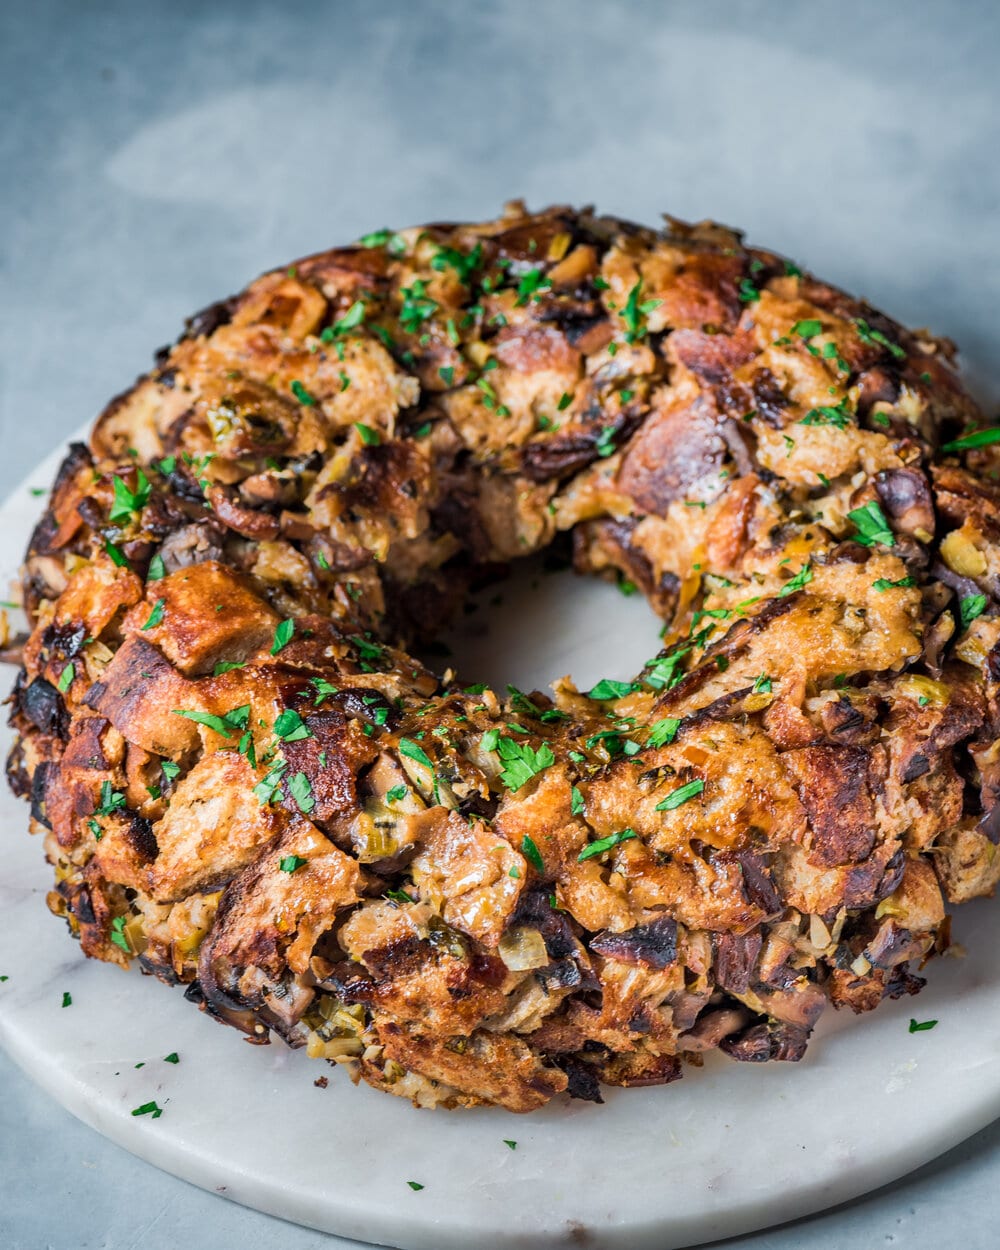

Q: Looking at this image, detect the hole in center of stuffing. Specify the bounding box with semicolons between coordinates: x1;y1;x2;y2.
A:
429;552;663;697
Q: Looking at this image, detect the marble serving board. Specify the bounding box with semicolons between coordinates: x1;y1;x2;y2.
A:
2;438;1000;1250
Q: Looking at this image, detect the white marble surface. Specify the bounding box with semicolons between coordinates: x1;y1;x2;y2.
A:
2;1;1000;1247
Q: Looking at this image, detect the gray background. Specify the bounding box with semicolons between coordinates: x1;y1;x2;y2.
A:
1;1;999;1247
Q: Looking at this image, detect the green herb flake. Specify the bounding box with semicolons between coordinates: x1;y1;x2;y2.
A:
439;365;455;386
288;772;315;814
355;422;381;446
147;554;166;581
655;778;705;811
279;854;308;873
799;400;853;430
521;834;544;873
646;717;681;748
110;915;131;953
873;576;916;592
497;738;556;791
406;1181;424;1192
737;277;759;304
792;318;823;340
109;469;152;523
752;674;772;694
290;380;316;406
140;598;165;631
271;618;295;654
908;1018;937;1033
570;785;585;815
399;737;435;773
855;318;907;361
253;760;288;806
57;662;75;693
778;563;814;597
104;539;129;567
386;784;408;804
171;706;249;738
131;1101;163;1119
95;780;126;816
213;660;246;675
61;991;72;1008
940;427;1000;454
163;1052;179;1064
587;678;637;701
960;594;988;629
274;708;312;742
847;500;895;547
578;828;638;862
557;392;573;411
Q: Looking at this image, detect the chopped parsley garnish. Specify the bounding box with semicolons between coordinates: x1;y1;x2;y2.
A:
481;728;500;752
439;365;455;386
131;1101;163;1119
62;991;72;1008
147;553;166;581
737;277;759;304
140;599;165;631
253;760;288;805
271;618;295;654
578;828;637;862
213;660;246;675
386;887;417;905
406;1181;424;1192
778;563;814;596
503;1139;517;1151
311;677;339;704
164;1052;179;1064
400;280;438;332
57;662;75;693
940;427;1000;454
799;400;853;429
351;633;384;662
557;392;573;411
274;709;311;741
109;469;152;523
646;717;680;748
104;539;128;567
594;426;617;458
855;318;907;361
386;784;408;804
655;778;704;810
792;319;822;339
172;704;250;739
520;834;544;873
161;759;181;782
355;422;381;446
514;267;552;306
642;648;691;691
960;594;988;629
587;678;637;701
432;242;482;284
279;854;308;873
570;785;585;815
908;1018;937;1033
847;500;895;547
110;915;131;953
752;674;772;694
95;781;126;816
290;380;316;406
321;299;366;340
620;280;662;342
496;738;555;791
288;772;315;814
873;576;916;592
399;737;435;772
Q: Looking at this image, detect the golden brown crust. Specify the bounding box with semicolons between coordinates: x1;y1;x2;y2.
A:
8;202;1000;1112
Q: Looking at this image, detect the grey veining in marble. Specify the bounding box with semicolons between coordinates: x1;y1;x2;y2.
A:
2;1;999;1247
